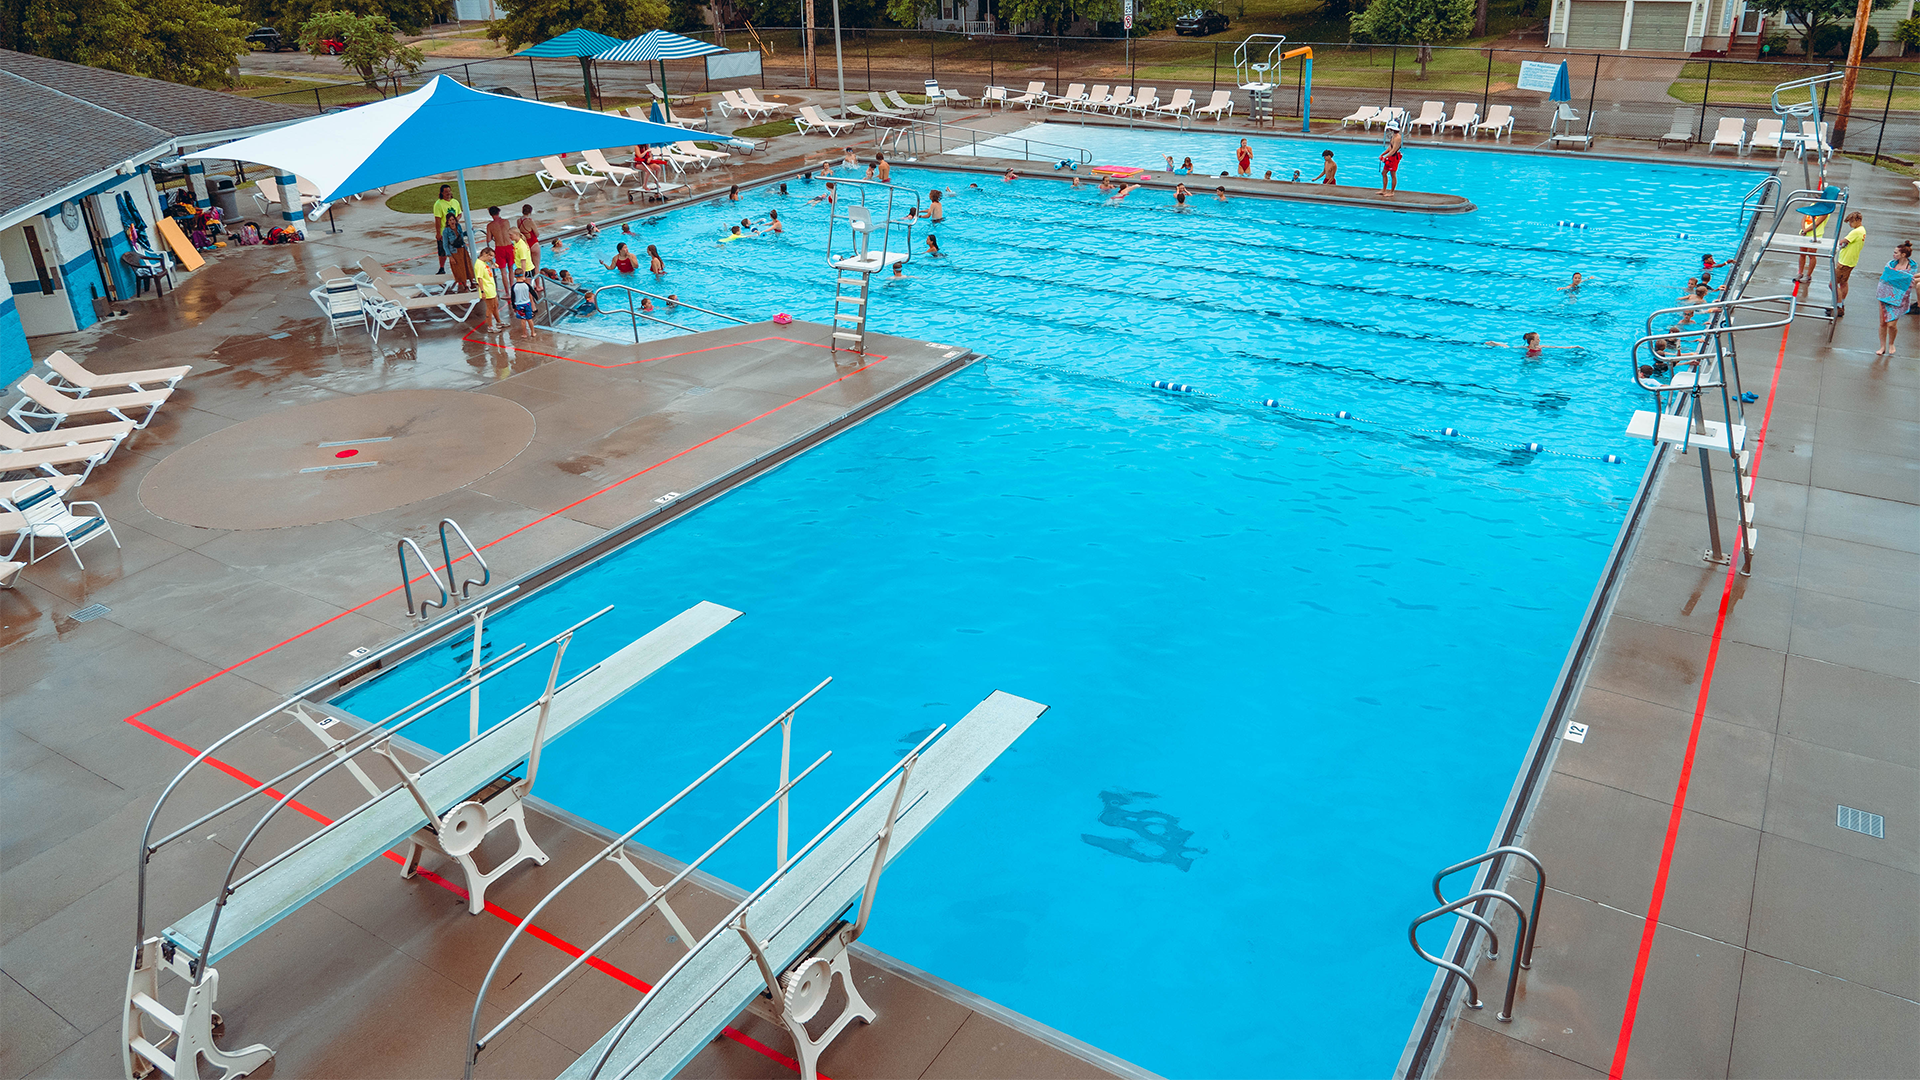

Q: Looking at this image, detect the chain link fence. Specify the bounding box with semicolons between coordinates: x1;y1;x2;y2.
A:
242;31;1918;163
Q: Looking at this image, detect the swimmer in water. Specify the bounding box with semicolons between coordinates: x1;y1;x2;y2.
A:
584;222;600;239
925;233;941;256
622;222;634;234
1485;332;1576;357
1215;186;1228;202
1107;183;1142;206
767;209;783;234
891;260;907;278
647;244;664;275
549;238;564;254
806;182;838;206
1097;176;1116;194
1003;169;1019;182
1558;272;1592;292
718;224;744;244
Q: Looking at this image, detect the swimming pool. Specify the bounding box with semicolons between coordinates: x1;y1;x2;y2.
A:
341;130;1761;1076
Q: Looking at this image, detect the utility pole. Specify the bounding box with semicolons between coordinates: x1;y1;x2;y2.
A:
1831;0;1875;146
805;0;818;88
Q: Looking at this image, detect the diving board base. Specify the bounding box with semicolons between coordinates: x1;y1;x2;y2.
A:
124;938;271;1080
1627;410;1746;453
398;771;550;916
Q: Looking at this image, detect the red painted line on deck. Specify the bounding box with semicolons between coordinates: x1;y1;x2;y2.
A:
140;730;813;1075
118;345;889;731
464;331;884;370
1607;286;1796;1078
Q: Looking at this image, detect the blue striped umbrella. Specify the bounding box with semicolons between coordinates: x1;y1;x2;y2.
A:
515;29;628;105
594;29;728;97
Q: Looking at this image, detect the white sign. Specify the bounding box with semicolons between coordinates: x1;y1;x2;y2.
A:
1563;721;1589;744
1518;60;1563;93
1124;0;1133;28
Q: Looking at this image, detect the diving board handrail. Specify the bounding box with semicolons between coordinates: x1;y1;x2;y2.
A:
464;677;837;1078
581;728;949;1080
187;605;616;969
132;591;518;945
567;690;1044;1080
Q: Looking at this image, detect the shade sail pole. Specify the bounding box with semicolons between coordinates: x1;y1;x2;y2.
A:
579;55;593;106
457;167;478;278
831;0;847;117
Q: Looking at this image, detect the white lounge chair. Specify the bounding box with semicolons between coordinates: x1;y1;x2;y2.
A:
979;86;1010;108
1657;106;1696;148
580;148;640;185
536;155;607;195
661;145;707;171
0;417;136;458
8;375;170;431
1796;120;1831;160
311;277;368;339
866;91;909;118
1474;103;1515;139
42;351;190;394
886;89;936;115
717;89;763;118
1004;81;1047;108
1046;83;1086;109
795;106;855;136
1125;87;1159;115
739;88;785;113
1155;88;1195;118
351;256;448;296
1370;107;1408;130
1708;116;1746;156
0;474;79;507
0;558;20;588
1077;85;1109;112
646;81;690;104
1408;100;1446;133
673;141;729;164
1194;90;1235;121
1751;117;1785;156
0;440;119;485
1439;102;1478;136
291;176;333;218
1102;86;1133;111
366;279;481;330
1341;104;1381;128
4;478;118;570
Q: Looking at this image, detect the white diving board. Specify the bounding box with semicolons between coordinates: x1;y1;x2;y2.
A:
559;690;1046;1080
162;601;741;966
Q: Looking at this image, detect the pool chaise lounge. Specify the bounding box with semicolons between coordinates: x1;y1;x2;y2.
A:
8;375;171;431
538;155;608;194
42;350;191;394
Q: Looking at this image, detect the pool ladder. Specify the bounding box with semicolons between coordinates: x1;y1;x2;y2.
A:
1409;846;1546;1023
397;518;492;619
831;271;870;353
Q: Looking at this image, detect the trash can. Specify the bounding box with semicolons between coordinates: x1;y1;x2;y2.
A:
211;176;240;220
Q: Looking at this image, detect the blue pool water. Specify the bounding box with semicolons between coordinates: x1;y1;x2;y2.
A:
342;129;1759;1076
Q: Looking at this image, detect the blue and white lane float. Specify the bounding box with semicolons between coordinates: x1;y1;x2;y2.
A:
1157;381;1626;463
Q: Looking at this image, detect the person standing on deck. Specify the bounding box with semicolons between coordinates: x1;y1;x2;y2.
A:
431;184;461;275
516;205;541;270
1236;138;1253;178
1874;240;1916;356
486;207;513;278
1379;124;1403;198
442;209;474;292
1835;211;1866;311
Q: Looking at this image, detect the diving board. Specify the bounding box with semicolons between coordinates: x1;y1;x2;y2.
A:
126;600;739;1080
558;690;1045;1080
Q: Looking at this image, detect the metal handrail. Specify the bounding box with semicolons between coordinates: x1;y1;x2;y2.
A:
187;607;611;977
1410;888;1531;1022
1232;33;1288;88
888;115;1093;166
464;680;836;1077
398;537;450;619
438;518;490;602
587;283;749;342
1432;846;1546;971
1738;175;1779;221
584;725;948;1079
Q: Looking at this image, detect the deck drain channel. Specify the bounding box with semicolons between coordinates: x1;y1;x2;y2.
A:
300;461;380;473
69;603;111;622
318;437;393;448
1837;805;1885;838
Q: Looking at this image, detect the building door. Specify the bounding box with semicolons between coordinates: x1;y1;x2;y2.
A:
1;222;76;335
1739;3;1764;33
1567;1;1628;47
1628;0;1694;49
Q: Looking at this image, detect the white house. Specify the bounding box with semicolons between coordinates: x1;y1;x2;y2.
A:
1549;0;1912;54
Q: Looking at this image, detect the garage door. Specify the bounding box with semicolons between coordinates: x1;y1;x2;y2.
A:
1567;1;1627;48
1628;0;1693;50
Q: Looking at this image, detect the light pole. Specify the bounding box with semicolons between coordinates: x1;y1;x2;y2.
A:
831;0;848;116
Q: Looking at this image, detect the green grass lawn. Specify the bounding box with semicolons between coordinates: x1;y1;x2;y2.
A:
735;118;802;137
1667;79;1920;111
231;75;389;106
1675;58;1920;83
386;174;546;214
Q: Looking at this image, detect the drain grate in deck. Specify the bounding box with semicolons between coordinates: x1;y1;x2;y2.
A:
1837;805;1885;838
69;603;111;622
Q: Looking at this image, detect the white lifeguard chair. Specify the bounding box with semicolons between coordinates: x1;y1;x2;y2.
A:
824;180;919;354
1232;34;1287;124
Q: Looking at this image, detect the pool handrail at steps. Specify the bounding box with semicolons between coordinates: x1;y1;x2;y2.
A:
123;600;743;1080
532;690;1047;1080
1408;846;1547;1023
878;116;1094;166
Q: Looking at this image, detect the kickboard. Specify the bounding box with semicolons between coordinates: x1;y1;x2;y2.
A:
154;218;205;272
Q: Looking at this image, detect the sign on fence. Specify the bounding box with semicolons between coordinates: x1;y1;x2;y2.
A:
1123;0;1133;30
1517;60;1562;93
705;50;762;81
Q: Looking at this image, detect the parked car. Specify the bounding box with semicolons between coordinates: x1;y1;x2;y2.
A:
245;26;291;50
317;37;345;54
1175;9;1231;35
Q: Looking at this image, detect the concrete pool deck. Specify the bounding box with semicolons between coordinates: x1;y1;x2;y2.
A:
2;116;1912;1080
1425;153;1919;1079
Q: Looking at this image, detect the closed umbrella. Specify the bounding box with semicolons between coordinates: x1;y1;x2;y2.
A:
1548;60;1571;103
515;28;626;108
593;29;727;100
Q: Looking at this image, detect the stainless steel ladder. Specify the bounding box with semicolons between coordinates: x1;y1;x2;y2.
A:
831;271;870;353
397;518;491;619
1410;845;1547;1023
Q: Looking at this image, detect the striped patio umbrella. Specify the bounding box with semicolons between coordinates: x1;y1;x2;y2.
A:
593;29;728;98
515;28;627;106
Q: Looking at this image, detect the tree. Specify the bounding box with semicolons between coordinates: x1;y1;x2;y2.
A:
487;0;669;49
1748;0;1890;55
300;10;424;90
0;0;250;88
238;0;448;39
1349;0;1474;78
